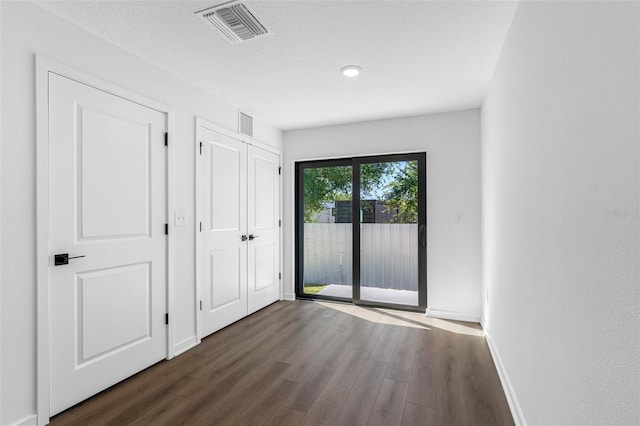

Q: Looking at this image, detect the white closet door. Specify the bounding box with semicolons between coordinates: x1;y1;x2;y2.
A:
247;145;281;314
200;128;248;337
49;73;167;415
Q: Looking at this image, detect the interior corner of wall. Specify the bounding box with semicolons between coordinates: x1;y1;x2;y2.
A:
282;293;296;301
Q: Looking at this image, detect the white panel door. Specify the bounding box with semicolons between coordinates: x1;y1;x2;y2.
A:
200;128;248;337
247;146;281;314
48;73;167;415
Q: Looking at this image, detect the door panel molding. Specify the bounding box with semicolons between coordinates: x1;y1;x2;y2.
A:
75;261;152;365
36;56;174;426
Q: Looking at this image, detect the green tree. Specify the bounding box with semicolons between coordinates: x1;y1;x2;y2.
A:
383;161;418;223
303;163;391;222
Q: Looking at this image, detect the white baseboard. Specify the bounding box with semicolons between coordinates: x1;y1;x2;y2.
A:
282;292;296;301
173;336;198;357
425;308;481;323
11;414;37;426
484;332;527;426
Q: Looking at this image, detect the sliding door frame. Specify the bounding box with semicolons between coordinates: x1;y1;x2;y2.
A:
295;152;427;312
295;158;353;304
352;153;427;311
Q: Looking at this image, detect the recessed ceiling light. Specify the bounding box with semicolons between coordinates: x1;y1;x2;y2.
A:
340;65;362;77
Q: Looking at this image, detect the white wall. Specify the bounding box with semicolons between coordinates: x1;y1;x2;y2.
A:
0;2;282;424
284;110;482;320
482;1;639;425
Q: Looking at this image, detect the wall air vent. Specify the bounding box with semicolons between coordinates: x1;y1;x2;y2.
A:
196;1;270;44
239;112;254;137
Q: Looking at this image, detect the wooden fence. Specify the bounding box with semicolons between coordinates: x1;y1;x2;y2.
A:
303;223;418;290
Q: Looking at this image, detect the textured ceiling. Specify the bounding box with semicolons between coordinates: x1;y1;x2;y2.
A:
35;0;519;130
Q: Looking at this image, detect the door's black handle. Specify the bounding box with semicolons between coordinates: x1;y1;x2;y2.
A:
248;234;259;241
418;223;426;248
54;253;86;266
241;235;248;241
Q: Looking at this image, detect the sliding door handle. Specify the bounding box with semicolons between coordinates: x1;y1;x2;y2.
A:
418;223;426;248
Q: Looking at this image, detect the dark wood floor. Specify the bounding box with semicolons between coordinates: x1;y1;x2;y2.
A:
51;300;513;425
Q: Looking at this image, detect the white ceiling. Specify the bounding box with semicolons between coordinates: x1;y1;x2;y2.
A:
35;0;519;131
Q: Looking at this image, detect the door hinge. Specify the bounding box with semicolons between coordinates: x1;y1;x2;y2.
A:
165;224;168;235
279;219;282;227
165;313;169;324
164;132;168;146
278;166;281;175
199;300;202;311
199;142;203;155
200;222;202;232
279;272;282;280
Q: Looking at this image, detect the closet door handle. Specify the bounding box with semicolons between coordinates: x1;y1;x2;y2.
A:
241;235;248;241
248;234;259;241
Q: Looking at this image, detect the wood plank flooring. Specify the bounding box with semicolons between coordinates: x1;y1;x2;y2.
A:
50;300;513;425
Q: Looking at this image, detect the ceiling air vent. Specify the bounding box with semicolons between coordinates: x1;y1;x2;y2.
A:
239;112;253;137
196;1;270;44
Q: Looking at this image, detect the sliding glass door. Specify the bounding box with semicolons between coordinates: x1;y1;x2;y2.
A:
299;160;353;301
296;153;426;311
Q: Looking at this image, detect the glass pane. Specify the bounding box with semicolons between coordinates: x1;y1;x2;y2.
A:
360;161;419;306
302;165;353;299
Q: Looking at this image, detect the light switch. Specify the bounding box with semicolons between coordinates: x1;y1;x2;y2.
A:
174;212;187;227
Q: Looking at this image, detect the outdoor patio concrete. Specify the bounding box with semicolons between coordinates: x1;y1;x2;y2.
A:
316;284;419;306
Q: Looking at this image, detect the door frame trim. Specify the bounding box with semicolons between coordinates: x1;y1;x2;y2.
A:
36;56;175;425
194;117;283;342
